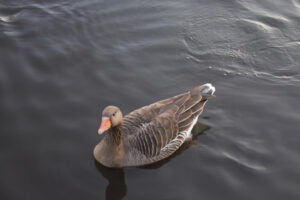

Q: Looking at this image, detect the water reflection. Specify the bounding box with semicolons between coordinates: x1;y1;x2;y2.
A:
95;162;127;200
95;121;209;200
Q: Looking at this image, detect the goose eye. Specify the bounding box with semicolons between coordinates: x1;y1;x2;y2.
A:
112;113;116;117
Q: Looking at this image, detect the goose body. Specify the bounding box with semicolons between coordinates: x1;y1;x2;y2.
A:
94;83;215;168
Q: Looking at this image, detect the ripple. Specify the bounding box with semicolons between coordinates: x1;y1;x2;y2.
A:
242;19;274;32
222;151;268;172
182;11;300;84
0;15;12;22
252;70;300;84
292;0;300;8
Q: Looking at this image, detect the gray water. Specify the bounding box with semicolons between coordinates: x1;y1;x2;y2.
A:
1;0;300;199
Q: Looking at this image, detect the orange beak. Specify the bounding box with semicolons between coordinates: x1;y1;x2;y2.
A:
98;117;111;135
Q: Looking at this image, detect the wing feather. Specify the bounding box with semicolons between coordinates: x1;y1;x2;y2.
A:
123;89;208;159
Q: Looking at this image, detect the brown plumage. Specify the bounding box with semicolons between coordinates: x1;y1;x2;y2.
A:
94;83;216;168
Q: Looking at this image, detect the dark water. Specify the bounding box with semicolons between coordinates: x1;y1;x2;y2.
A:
1;0;300;199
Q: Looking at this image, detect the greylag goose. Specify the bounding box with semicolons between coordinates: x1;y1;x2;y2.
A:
94;83;216;168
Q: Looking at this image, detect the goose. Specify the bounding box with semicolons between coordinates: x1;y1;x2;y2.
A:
94;83;215;168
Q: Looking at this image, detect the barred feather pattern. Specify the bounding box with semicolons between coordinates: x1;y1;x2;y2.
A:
122;88;209;166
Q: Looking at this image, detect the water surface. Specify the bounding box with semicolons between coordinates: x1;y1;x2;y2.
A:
1;0;300;199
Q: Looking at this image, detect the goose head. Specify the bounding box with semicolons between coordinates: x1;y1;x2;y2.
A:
98;105;123;135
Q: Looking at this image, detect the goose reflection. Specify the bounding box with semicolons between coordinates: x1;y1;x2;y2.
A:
95;162;127;200
95;121;210;200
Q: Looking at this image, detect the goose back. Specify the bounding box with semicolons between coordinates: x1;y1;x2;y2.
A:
121;85;212;166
